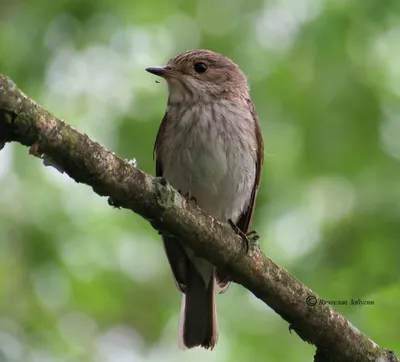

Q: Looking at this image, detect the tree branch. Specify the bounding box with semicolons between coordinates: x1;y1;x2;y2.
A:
0;74;397;362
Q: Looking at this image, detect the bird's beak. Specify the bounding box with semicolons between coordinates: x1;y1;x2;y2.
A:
145;66;173;78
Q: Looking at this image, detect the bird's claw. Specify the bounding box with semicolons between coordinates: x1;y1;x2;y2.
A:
246;230;260;242
178;190;197;205
228;219;260;253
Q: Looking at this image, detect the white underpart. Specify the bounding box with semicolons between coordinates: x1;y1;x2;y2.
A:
158;82;257;285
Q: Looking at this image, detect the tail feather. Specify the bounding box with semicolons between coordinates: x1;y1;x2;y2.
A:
202;276;218;349
178;265;218;350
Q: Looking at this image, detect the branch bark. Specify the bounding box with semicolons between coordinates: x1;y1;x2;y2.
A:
0;74;397;362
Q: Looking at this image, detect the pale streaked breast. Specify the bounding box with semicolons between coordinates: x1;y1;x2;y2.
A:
158;100;257;223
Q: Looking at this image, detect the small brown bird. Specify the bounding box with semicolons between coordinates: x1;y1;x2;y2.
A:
146;49;264;350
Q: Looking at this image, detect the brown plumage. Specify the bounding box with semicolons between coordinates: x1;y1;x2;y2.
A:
147;49;264;350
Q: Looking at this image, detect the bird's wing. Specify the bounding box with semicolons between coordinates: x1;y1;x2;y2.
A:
235;99;264;233
154;112;189;292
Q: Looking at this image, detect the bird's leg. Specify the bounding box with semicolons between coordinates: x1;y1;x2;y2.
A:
228;219;260;253
178;189;197;205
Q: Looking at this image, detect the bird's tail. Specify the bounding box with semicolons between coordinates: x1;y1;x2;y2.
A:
178;265;218;350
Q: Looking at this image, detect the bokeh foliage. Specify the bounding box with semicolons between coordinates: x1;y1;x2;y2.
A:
0;0;399;361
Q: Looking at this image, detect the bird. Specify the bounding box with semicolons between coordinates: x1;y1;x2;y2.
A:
146;49;264;350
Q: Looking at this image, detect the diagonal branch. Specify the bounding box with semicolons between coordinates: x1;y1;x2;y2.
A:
0;74;397;362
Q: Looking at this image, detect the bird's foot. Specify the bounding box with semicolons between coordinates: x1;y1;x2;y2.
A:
178;189;197;205
228;219;260;253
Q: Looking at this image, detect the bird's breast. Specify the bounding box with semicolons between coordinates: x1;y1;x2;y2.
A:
158;101;257;222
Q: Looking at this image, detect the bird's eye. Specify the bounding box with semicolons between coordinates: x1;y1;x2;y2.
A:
194;62;207;73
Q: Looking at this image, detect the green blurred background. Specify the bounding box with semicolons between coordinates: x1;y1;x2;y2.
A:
1;0;399;361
